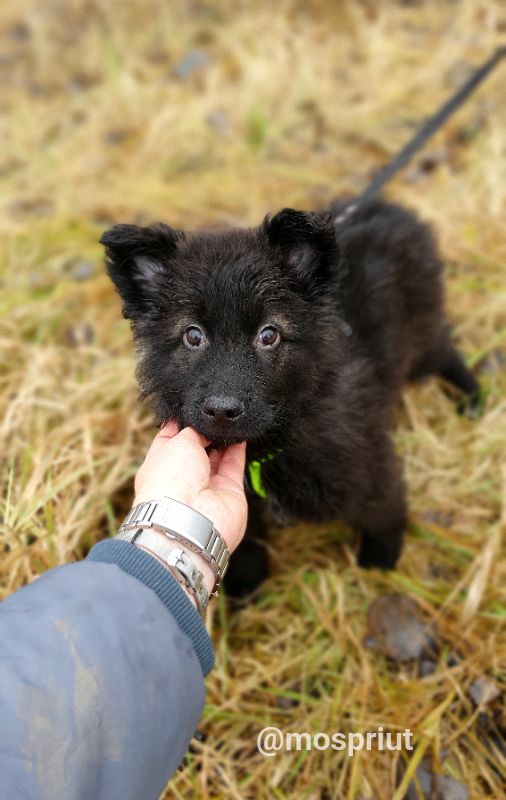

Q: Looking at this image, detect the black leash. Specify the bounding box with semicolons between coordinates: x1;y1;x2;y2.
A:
334;46;505;225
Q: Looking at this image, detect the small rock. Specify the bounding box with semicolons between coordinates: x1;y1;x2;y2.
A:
172;49;209;80
363;594;434;662
421;509;454;528
103;128;132;146
8;21;31;41
70;260;95;282
418;659;437;677
476;708;506;757
401;756;470;800
476;349;506;375
428;563;452;580
65;323;95;347
28;272;47;290
275;681;302;709
468;677;502;707
432;775;470;800
434;775;471;800
275;695;300;709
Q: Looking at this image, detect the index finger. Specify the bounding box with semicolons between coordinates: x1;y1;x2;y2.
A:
140;420;180;463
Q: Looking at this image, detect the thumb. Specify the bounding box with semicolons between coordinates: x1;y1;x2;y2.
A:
214;441;247;488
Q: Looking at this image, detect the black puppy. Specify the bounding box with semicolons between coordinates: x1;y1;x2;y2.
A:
101;198;479;595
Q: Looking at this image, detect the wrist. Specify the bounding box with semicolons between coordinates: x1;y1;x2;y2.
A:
138;529;216;601
118;496;231;614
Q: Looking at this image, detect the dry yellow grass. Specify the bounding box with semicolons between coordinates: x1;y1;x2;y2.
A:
0;1;505;798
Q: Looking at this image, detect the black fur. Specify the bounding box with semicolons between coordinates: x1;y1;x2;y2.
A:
101;199;479;594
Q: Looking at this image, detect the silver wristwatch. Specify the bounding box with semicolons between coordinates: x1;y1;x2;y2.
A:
116;497;230;594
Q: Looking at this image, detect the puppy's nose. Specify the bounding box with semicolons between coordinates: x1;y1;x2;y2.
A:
202;396;245;422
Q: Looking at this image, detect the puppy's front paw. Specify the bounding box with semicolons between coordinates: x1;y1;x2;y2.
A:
357;535;401;570
223;539;269;600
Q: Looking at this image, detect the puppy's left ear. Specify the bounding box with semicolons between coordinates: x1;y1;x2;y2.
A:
100;223;184;319
263;208;336;289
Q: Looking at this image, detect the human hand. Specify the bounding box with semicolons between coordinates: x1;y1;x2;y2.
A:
133;423;247;604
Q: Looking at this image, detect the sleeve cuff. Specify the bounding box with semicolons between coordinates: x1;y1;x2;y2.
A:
86;539;214;676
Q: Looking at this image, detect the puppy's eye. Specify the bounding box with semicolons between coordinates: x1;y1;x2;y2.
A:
256;325;280;350
183;325;207;349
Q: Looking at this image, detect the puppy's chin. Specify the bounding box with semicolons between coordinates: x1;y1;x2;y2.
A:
181;416;249;447
195;428;249;449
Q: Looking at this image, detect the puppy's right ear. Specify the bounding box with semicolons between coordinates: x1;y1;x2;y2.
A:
100;223;184;319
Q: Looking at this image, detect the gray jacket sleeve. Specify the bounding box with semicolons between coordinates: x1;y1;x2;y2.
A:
0;539;215;800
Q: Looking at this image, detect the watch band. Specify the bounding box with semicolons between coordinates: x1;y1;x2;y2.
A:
165;547;209;614
123;528;209;614
117;497;229;593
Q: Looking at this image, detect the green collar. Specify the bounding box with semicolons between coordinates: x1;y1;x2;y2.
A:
246;450;280;499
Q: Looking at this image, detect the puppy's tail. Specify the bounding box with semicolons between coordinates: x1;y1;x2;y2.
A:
334;46;505;226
